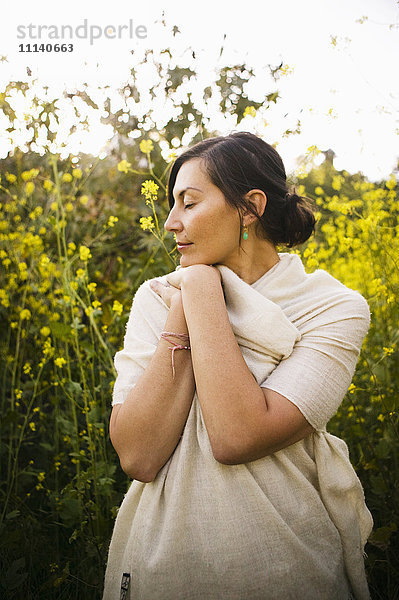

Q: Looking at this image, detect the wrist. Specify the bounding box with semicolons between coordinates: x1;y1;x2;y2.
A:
181;264;221;289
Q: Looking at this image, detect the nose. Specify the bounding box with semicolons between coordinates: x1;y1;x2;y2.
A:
164;206;182;233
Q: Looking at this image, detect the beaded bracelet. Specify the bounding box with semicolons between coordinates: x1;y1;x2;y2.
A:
160;331;191;379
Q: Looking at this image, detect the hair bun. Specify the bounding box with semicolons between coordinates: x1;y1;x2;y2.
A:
285;191;300;206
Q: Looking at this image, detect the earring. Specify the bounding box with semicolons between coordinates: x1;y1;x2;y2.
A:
243;224;249;241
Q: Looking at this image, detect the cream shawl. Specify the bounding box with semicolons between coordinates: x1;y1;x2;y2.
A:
103;253;372;600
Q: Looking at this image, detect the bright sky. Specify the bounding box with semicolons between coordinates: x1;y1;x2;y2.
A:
1;0;398;180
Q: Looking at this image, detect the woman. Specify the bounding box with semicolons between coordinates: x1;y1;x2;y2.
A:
103;132;372;600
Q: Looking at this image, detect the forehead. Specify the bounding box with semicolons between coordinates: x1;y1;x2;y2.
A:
173;158;210;193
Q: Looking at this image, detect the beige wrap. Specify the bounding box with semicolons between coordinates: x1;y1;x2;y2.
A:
103;253;373;599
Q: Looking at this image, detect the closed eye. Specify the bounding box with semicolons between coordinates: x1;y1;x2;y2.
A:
184;203;194;209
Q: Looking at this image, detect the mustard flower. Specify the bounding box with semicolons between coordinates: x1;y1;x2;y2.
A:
139;139;154;154
43;179;53;191
20;308;31;320
62;173;73;183
92;300;102;309
29;422;36;432
79;245;92;261
112;300;123;316
6;173;17;183
139;216;155;231
141;179;159;200
65;202;74;212
79;195;88;206
50;201;57;211
117;160;131;173
107;215;118;227
54;357;67;368
22;169;39;181
243;106;256;118
40;326;51;337
87;282;97;292
75;268;85;279
25;182;35;196
72;168;82;179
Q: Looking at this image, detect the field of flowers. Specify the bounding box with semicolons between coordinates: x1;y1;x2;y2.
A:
0;140;398;599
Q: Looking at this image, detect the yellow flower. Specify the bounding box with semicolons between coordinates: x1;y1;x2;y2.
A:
15;389;22;399
79;195;88;206
139;139;154;154
40;326;51;337
23;362;31;374
65;202;74;212
117;159;131;173
383;347;394;356
166;151;177;163
243;106;256;118
39;227;46;235
92;300;102;309
25;182;35;196
139;216;155;231
20;309;31;320
107;215;118;227
75;268;85;279
37;471;45;482
6;173;17;183
54;357;67;368
22;169;39;181
79;245;92;261
141;180;159;200
29;422;36;432
87;282;97;292
72;168;82;179
62;173;73;183
68;241;76;252
50;201;57;211
43;179;53;191
112;300;123;316
315;186;324;196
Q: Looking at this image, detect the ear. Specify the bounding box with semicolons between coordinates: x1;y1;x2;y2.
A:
243;189;267;223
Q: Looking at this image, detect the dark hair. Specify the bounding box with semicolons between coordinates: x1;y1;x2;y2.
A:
167;132;316;247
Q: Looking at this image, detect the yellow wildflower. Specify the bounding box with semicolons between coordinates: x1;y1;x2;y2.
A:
79;195;88;206
22;168;39;181
20;309;31;320
5;173;17;183
315;186;324;196
72;168;82;179
112;300;123;316
117;159;131;173
39;227;46;235
139;139;154;154
141;180;159;200
25;182;35;196
65;202;74;212
43;179;53;191
40;326;51;337
140;216;155;231
62;173;73;183
23;363;32;374
383;347;394;356
92;300;102;309
79;246;92;261
37;472;45;482
54;357;67;368
87;282;97;292
243;106;256;118
29;422;36;432
75;268;85;279
107;215;118;227
50;201;57;211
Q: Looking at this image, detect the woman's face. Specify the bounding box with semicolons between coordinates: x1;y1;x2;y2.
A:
164;158;242;268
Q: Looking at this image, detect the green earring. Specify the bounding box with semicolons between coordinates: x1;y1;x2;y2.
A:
243;225;249;241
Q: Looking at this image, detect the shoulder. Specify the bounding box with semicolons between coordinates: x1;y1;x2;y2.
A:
303;268;371;334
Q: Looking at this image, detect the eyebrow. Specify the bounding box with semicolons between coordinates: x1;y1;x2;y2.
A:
174;186;203;200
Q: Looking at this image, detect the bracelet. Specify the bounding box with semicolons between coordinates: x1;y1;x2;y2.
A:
160;331;191;379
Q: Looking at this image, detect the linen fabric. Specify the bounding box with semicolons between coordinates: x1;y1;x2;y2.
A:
103;253;372;600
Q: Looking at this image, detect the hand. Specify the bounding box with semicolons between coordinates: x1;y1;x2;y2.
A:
166;264;221;290
149;279;182;309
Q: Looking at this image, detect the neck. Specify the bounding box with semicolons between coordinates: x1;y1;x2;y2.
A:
223;239;280;285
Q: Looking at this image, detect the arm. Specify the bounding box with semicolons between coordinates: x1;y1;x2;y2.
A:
180;265;314;464
110;293;195;482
